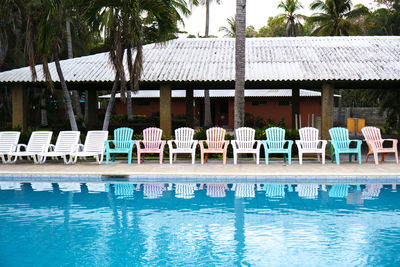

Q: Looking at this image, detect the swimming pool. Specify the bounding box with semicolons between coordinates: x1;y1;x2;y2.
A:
0;182;399;266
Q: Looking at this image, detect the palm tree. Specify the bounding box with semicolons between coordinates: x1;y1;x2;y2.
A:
26;0;78;131
219;16;236;37
200;0;221;128
309;0;369;36
234;0;246;129
86;0;189;130
277;0;305;37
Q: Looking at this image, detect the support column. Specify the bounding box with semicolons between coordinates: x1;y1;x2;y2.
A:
186;86;194;128
291;87;300;129
12;85;27;132
160;84;172;136
321;83;334;140
87;90;98;130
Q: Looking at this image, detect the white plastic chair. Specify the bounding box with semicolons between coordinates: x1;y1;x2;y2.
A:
37;131;80;164
231;127;261;164
8;131;53;164
72;130;108;164
167;127;198;164
295;127;327;164
0;131;20;163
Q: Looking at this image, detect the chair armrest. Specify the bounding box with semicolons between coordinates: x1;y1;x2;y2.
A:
135;140;143;151
285;140;294;149
159;140;166;150
319;140;328;150
231;140;237;150
167;140;175;150
16;144;27;152
191;140;198;149
255;140;262;150
383;139;398;148
105;140;115;149
295;140;302;149
222;141;230;151
350;139;362;148
199;140;206;150
261;140;269;149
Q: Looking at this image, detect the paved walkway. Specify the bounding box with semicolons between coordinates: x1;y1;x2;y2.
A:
0;157;399;181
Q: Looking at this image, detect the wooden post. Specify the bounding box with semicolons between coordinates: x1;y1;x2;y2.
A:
291;87;300;129
12;85;27;132
87;90;98;130
160;84;172;136
186;86;194;128
321;83;334;140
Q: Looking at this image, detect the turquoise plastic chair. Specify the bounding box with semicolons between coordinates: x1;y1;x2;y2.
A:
105;127;135;164
262;127;293;164
329;127;362;165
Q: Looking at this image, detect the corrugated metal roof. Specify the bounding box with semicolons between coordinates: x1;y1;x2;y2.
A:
1;36;400;83
98;89;341;98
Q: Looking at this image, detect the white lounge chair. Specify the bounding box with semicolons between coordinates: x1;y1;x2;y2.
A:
231;127;261;164
167;127;198;164
37;131;80;164
295;127;327;164
8;131;53;164
0;131;20;163
72;130;108;164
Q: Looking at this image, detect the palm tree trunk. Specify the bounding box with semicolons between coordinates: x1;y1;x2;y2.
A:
234;0;246;129
103;73;119;131
127;90;133;119
203;0;212;127
53;46;78;131
66;20;83;122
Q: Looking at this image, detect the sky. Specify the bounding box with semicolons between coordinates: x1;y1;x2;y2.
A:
179;0;378;38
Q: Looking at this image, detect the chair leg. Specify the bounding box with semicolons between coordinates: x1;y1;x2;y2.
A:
335;152;340;165
382;153;385;162
299;152;303;165
233;153;237;165
349;153;352;163
374;151;379;165
256;152;259;165
137;152;141;164
223;152;226;165
365;152;370;163
201;152;204;165
283;154;287;163
265;152;269;165
169;152;173;164
192;152;195;164
395;150;399;164
159;152;163;164
128;152;132;165
358;151;362;164
205;153;208;163
322;152;325;164
106;152;109;165
288;152;291;165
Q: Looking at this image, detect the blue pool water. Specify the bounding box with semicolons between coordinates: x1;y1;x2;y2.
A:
0;181;399;266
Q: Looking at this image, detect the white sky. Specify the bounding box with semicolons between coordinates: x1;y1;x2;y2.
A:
179;0;378;38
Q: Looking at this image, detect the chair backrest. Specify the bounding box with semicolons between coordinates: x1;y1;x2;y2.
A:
54;131;80;153
0;131;20;153
174;127;195;149
143;127;163;149
114;127;134;149
83;131;108;152
329;127;350;149
27;131;53;153
362;126;383;149
265;127;286;149
206;127;226;149
235;127;255;149
299;127;319;149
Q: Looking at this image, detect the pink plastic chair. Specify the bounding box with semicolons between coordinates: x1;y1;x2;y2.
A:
136;127;166;164
362;126;398;164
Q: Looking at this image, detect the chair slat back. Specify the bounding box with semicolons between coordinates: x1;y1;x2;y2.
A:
265;127;286;149
329;127;350;149
0;131;20;153
235;127;255;149
174;127;194;149
27;131;53;152
206;127;226;149
299;127;319;149
54;131;80;153
143;127;163;149
114;127;134;149
83;131;108;152
362;126;383;149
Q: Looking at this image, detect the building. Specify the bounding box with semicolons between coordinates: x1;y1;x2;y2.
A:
100;89;340;129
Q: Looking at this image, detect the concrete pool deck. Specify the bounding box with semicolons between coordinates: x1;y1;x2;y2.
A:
0;156;399;183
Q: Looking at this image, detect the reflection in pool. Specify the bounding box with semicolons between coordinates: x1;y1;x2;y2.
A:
0;182;399;266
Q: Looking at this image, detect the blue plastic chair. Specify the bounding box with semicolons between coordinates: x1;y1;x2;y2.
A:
105;127;135;164
329;127;362;165
262;127;293;164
